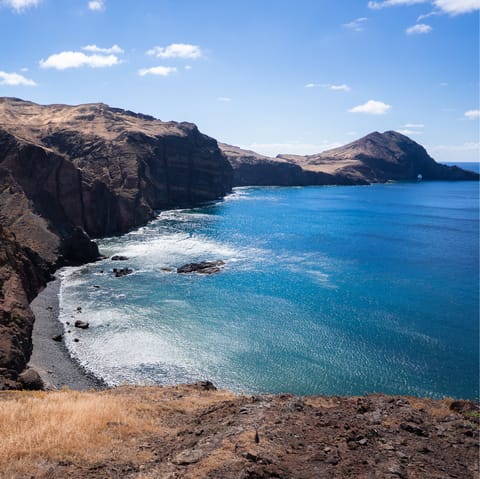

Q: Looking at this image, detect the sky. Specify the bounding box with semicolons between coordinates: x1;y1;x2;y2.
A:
0;0;479;162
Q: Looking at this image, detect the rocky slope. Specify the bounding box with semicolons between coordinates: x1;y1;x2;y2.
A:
0;97;233;388
222;131;478;187
1;383;478;478
278;131;479;183
219;143;363;186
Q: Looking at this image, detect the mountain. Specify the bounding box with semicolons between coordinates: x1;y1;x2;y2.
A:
219;143;363;186
0;97;233;388
277;131;478;183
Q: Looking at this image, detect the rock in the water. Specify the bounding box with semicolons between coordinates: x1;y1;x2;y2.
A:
111;255;129;261
74;320;89;329
18;368;44;390
52;334;63;342
177;260;225;275
113;267;133;277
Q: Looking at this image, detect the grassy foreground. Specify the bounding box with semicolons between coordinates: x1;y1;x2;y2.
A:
0;383;478;479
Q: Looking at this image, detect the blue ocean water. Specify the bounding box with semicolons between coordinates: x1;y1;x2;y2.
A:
59;168;479;399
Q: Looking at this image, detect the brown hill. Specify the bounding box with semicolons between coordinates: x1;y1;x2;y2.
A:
278;131;478;183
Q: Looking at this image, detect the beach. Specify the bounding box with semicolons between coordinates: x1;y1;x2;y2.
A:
28;276;103;391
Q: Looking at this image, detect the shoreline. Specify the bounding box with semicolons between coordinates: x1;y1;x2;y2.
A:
28;276;105;390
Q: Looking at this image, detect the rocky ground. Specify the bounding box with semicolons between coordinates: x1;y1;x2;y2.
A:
1;382;478;478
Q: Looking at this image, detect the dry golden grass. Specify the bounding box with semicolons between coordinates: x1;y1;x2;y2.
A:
0;384;237;479
0;388;158;478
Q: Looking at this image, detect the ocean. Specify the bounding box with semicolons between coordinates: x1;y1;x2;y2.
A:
59;164;479;399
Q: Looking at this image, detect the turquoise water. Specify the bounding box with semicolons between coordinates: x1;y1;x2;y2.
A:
59;170;479;399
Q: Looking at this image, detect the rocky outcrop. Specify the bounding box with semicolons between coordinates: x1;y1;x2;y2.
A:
278;131;479;183
222;132;478;187
0;97;233;388
220;143;364;186
0;225;51;389
177;260;225;274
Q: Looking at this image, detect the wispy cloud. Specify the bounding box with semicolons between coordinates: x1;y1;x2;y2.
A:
464;109;480;119
1;0;41;12
368;0;480;14
348;100;391;114
406;23;433;33
138;66;177;77
430;141;480;152
88;0;104;11
217;97;232;102
147;43;203;59
404;123;425;128
343;17;368;31
305;83;351;91
82;44;123;54
40;51;121;69
0;70;36;86
368;0;427;9
397;129;423;135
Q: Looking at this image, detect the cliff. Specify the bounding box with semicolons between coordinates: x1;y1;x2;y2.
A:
222;131;478;187
278;131;479;183
219;143;363;186
0;97;233;388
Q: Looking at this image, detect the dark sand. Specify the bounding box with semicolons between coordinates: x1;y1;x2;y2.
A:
28;277;104;390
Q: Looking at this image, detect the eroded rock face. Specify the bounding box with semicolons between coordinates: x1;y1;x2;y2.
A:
278;131;479;183
221;132;479;186
0;97;233;388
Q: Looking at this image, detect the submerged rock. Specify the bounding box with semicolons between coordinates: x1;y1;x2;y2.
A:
177;260;225;275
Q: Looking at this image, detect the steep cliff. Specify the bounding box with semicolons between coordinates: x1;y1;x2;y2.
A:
0;97;233;388
222;131;478;187
220;143;365;186
278;131;479;183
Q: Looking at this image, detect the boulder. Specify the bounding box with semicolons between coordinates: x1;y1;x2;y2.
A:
74;320;89;329
177;260;225;275
18;367;44;390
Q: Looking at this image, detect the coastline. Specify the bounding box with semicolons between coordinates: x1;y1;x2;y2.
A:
28;276;104;390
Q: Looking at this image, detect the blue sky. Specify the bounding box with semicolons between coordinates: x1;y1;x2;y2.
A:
0;0;478;162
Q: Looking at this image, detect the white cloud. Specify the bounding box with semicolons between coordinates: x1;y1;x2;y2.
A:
406;23;433;33
368;0;427;9
88;0;104;11
343;17;368;31
147;43;203;59
305;83;351;91
1;0;41;12
368;0;480;14
404;123;425;128
217;97;232;102
464;109;480;119
430;142;480;152
397;129;423;135
0;70;36;86
138;66;177;77
184;65;192;70
40;51;121;70
82;44;123;54
329;84;351;91
434;0;480;14
348;100;391;114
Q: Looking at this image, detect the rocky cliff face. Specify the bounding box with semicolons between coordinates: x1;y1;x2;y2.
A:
278;131;479;183
0;97;233;388
220;143;365;186
222;131;478;187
